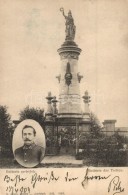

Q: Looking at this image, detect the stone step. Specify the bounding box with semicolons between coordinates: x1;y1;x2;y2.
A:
41;155;83;165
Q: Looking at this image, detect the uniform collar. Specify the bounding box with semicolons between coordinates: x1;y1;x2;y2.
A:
23;142;36;150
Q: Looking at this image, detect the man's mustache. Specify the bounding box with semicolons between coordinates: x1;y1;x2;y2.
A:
24;138;31;141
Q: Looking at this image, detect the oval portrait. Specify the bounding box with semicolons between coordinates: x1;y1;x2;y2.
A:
12;119;46;168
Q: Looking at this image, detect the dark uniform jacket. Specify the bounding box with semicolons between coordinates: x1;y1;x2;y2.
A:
14;143;45;167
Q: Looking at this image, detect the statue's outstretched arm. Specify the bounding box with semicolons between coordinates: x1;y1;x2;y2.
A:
60;8;66;19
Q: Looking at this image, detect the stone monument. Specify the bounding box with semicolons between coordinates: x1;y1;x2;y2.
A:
57;8;83;119
44;9;91;155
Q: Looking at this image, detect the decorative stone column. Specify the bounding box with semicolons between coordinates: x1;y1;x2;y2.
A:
52;96;58;116
82;91;91;121
57;9;83;119
45;92;53;121
80;91;91;133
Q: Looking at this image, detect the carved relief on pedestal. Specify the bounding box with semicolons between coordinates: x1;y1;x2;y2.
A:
60;52;79;60
65;62;72;86
59;94;80;104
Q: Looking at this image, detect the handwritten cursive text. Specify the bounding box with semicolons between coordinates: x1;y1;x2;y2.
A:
108;176;124;195
4;175;26;187
31;171;59;188
82;168;111;189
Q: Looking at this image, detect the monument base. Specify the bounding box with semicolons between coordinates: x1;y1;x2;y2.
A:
57;113;82;119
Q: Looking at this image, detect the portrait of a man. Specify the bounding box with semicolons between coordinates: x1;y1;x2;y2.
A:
14;125;45;167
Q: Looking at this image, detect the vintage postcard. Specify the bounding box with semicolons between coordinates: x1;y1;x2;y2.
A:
0;0;128;194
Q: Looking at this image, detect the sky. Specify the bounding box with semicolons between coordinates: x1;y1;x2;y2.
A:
0;0;128;127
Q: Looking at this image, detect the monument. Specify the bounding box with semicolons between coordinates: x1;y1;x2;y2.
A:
57;8;82;119
45;9;91;155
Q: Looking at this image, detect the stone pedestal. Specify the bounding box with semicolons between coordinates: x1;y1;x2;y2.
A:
57;41;82;118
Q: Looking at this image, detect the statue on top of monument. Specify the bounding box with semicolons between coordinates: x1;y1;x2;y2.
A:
60;8;76;41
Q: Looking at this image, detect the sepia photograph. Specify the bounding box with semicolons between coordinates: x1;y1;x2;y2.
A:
0;0;128;194
13;119;45;168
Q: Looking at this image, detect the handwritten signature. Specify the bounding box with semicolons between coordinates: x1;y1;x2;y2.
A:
108;176;124;195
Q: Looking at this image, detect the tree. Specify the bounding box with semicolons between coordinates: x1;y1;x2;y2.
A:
90;112;102;138
19;106;45;128
0;105;13;148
